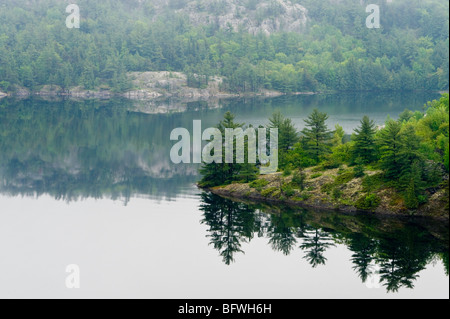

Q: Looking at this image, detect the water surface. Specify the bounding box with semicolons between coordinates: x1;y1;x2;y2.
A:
0;92;447;299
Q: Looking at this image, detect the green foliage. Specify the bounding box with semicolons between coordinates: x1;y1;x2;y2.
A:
320;169;354;195
321;154;342;169
335;171;355;185
310;173;322;179
199;112;258;187
291;171;306;190
268;112;299;152
249;179;269;191
352;116;377;164
332;124;345;147
445;143;449;172
404;178;420;210
332;187;343;200
353;162;366;178
329;142;353;165
282;184;295;197
321;182;334;194
261;187;278;197
301;109;333;163
416;94;449;166
355;194;381;211
361;173;385;193
401;161;427;210
198;95;449;213
377;120;404;180
296;192;312;201
282;166;292;177
284;143;317;169
0;0;447;94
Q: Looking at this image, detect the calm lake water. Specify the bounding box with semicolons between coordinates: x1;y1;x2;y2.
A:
0;92;448;299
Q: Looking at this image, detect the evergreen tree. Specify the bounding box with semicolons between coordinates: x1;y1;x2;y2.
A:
332;124;345;147
404;176;420;210
352;116;378;164
353;158;366;178
267;111;299;152
378;120;404;180
301;109;333;163
199;112;258;187
402;161;425;210
398;124;423;175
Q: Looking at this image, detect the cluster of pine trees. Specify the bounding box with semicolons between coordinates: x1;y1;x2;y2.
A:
200;94;449;211
0;0;448;93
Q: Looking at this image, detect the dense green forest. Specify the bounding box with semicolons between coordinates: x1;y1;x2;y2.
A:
199;94;449;213
0;0;448;93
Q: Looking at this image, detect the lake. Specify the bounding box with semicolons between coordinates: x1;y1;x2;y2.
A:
0;92;448;299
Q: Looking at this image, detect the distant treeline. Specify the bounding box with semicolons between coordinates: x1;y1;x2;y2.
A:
0;0;448;93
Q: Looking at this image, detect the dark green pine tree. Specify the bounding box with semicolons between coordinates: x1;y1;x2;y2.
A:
352;116;378;164
378;120;404;181
267;111;299;170
267;111;299;152
199;159;225;188
199;112;257;187
301;109;333;164
353;157;366;178
403;161;425;210
398;124;423;176
236;162;259;183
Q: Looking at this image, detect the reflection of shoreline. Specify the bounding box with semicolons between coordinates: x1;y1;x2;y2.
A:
201;191;450;245
199;192;449;293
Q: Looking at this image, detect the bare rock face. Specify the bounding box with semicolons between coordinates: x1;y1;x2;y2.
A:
155;0;308;35
125;71;231;100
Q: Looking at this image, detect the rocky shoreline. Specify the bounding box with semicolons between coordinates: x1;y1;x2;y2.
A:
202;167;449;220
1;71;291;101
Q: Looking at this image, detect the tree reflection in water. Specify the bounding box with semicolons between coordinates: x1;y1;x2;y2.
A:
299;228;336;268
200;192;449;293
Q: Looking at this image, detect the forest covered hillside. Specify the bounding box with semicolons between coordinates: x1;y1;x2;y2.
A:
0;0;448;95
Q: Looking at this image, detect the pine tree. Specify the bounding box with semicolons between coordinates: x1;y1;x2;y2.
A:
353;158;366;178
398;124;423;176
332;124;345;147
199;112;257;187
352;116;377;164
236;163;258;183
267;111;299;152
378;120;403;181
301;109;333;163
404;177;419;210
403;161;424;210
